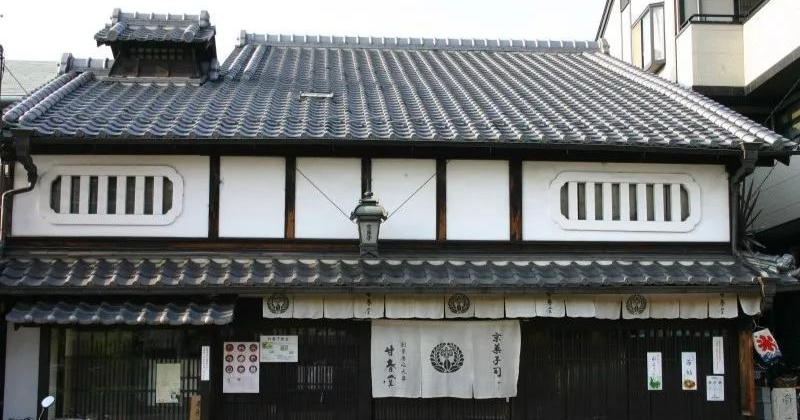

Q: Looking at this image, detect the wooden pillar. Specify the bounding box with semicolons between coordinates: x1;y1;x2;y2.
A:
739;328;756;416
509;159;522;241
208;155;220;238
436;159;447;241
284;157;296;239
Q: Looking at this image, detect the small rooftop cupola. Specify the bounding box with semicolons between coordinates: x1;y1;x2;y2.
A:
95;9;218;81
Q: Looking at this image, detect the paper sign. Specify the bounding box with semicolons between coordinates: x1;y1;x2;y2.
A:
647;352;663;391
772;387;798;420
189;395;202;420
681;352;697;391
712;337;724;374
223;342;259;393
155;363;181;403
260;335;298;363
706;376;724;401
201;346;210;381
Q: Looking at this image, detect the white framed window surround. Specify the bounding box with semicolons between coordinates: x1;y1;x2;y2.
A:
38;165;184;225
549;171;701;233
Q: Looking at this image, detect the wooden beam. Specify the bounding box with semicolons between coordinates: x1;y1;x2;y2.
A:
509;159;522;241
361;158;372;194
284;157;296;239
208;155;220;238
739;328;756;416
436;159;447;241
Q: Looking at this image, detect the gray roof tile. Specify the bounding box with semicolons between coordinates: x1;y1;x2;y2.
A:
94;9;214;44
0;257;765;291
6;301;234;325
2;32;794;152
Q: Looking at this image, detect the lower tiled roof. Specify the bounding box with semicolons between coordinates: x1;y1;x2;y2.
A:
6;301;234;325
0;257;764;292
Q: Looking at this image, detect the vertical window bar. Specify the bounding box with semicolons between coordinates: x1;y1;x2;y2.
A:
59;175;71;214
602;182;613;221
568;182;579;220
97;176;108;215
78;176;91;214
577;182;586;220
670;184;682;222
585;182;596;221
636;184;647;221
620;182;630;221
653;183;665;222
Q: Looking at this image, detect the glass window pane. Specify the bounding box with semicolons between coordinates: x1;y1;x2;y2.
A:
643;12;652;70
632;21;643;69
653;6;666;62
682;0;699;25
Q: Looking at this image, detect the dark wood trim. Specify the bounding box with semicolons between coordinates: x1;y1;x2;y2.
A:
1;161;16;239
37;326;51;415
284;157;296;239
208;155;220;239
739;328;756;416
361;158;372;194
509;159;522;241
436;159;447;241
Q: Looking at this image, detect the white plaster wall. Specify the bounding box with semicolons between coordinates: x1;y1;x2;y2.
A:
3;325;40;420
522;161;730;242
295;157;360;239
621;5;633;63
446;160;509;240
219;156;285;238
12;155;209;237
744;0;800;85
750;160;800;232
661;0;678;82
676;24;744;87
604;0;624;60
371;159;436;240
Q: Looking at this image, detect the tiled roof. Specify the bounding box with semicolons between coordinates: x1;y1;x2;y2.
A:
2;32;793;153
0;257;767;292
6;301;234;325
95;9;214;44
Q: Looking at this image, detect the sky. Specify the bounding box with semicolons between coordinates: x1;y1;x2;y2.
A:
0;0;605;62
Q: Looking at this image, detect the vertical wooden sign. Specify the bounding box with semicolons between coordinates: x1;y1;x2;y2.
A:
189;395;202;420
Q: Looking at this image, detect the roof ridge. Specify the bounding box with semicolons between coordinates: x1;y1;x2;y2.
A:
239;32;605;53
586;53;790;151
109;8;211;27
58;53;114;76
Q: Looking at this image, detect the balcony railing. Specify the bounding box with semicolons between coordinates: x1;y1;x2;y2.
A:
678;0;769;30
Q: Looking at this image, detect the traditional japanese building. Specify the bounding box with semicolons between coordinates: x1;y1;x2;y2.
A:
1;9;798;420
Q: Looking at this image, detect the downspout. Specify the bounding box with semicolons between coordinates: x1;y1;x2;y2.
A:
0;132;37;255
730;142;759;255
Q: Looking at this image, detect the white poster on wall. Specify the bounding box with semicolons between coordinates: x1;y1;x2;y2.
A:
155;363;181;403
201;346;210;381
706;376;724;401
681;352;698;391
223;342;259;393
647;352;663;391
772;387;799;420
260;336;298;362
712;337;725;374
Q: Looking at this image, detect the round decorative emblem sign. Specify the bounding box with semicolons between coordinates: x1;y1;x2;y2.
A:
625;294;648;315
447;293;471;314
266;294;290;314
430;342;465;373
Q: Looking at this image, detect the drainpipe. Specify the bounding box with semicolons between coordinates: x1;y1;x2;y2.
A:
730;142;760;255
0;131;37;254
